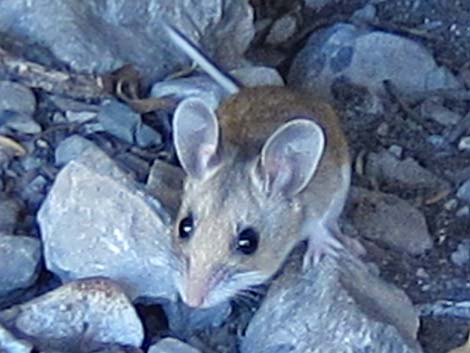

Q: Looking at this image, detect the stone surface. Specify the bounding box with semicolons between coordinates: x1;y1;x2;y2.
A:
37;147;176;301
97;100;161;148
241;251;423;353
151;66;283;111
0;278;144;352
457;179;470;203
55;134;99;166
0;112;42;135
0;195;22;233
265;15;297;45
0;323;32;353
365;150;451;196
0;1;254;81
450;240;470;267
231;66;284;87
0;235;41;297
458;136;470;151
348;187;433;255
0;82;36;115
420;99;462;126
147;159;185;217
148;337;201;353
288;23;461;101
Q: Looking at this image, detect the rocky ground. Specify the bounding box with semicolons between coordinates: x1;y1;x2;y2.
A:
0;0;469;353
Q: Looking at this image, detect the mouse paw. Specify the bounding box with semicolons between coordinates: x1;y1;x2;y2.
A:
302;229;343;271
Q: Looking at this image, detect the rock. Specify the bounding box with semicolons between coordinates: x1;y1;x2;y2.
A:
37;147;176;301
241;251;423;353
97;100;161;148
151;75;224;111
231;66;284;87
146;159;185;217
164;300;231;334
0;278;144;352
55;135;99;166
288;23;461;101
388;144;403;158
420;99;462;126
148;337;201;353
0;1;254;81
0;82;36;115
0;195;23;233
20;175;49;210
365;150;451;197
458;136;470;151
456;206;469;217
65;111;98;124
0;112;42;135
0;235;41;297
457;179;470;203
151;66;283;111
265;15;297;45
0;323;32;353
352;4;377;21
348;187;433;255
450;240;470;267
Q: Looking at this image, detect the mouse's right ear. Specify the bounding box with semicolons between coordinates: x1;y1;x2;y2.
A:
173;97;221;179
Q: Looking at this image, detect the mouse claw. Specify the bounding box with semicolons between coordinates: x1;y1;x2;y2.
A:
302;231;343;272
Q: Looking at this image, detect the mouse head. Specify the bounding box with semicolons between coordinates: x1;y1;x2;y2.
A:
171;97;325;308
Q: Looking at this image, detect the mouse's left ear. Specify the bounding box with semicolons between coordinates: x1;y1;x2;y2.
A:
173;97;221;179
254;118;325;197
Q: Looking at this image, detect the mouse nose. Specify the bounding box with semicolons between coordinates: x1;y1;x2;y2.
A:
183;272;209;308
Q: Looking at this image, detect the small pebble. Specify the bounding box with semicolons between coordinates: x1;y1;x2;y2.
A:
456;206;470;217
0;235;41;296
377;122;389;136
458;136;470;151
456;179;470;203
0;195;22;233
0;112;42;134
416;268;428;278
65;111;97;124
148;337;201;353
55;135;98;166
450;240;470;266
388;144;403;158
0;81;36;115
352;4;377;21
420;99;462;126
444;199;458;211
265;15;297;45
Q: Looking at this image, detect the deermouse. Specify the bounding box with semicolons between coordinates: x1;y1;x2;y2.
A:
164;24;351;308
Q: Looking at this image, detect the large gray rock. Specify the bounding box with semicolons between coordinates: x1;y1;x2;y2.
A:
289;23;460;101
241;252;423;353
0;0;254;80
0;278;144;352
0;235;41;297
37;147;176;301
348;187;433;255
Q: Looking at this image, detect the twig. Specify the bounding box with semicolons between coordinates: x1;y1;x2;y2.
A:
383;80;433;134
0;47;107;100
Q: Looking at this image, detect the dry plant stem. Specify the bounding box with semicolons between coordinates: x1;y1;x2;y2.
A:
0;46;106;100
383;80;433;134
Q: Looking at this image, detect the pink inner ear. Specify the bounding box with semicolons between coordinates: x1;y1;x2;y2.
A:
199;143;218;169
264;156;293;195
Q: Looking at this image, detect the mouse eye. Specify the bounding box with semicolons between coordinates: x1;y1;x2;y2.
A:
236;227;259;255
178;214;194;239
